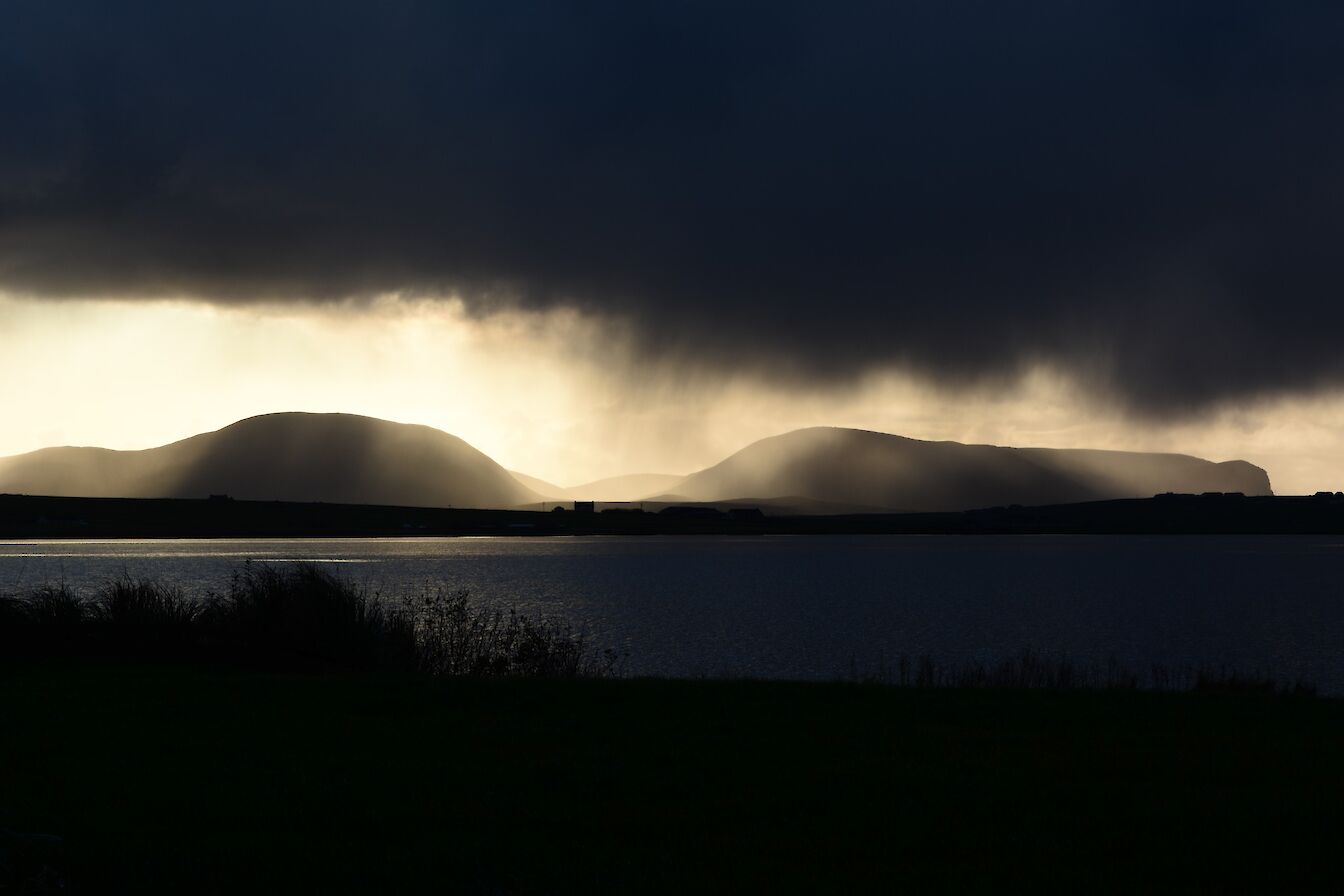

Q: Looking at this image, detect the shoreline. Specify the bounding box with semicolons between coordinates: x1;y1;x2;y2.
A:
3;491;1344;538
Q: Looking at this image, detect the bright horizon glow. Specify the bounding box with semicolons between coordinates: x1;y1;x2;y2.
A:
2;293;1342;494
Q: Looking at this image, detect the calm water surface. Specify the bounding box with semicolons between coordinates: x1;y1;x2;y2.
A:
3;535;1341;692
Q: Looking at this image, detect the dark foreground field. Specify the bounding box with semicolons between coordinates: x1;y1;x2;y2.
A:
3;661;1342;894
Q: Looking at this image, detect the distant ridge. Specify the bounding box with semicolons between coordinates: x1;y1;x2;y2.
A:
567;473;684;502
664;427;1272;513
509;472;689;502
509;470;572;500
0;413;542;509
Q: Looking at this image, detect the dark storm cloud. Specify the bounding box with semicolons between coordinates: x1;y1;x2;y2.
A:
4;1;1344;411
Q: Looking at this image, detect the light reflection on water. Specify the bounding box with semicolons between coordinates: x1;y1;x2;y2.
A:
2;534;1341;693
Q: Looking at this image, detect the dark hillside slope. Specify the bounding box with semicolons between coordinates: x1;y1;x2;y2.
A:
0;413;541;509
667;428;1272;512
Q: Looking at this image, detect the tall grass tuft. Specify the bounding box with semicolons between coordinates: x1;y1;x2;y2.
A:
851;649;1312;695
93;577;199;628
411;587;621;679
13;583;87;626
202;563;419;672
1192;665;1317;698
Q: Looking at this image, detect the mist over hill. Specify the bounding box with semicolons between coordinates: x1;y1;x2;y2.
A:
568;473;684;502
665;428;1272;512
1;417;1273;514
506;472;684;502
0;413;542;509
508;471;571;501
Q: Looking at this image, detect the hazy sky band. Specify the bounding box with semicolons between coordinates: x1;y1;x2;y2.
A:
2;294;1341;493
5;1;1344;413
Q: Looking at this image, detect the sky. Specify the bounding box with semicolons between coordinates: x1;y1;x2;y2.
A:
3;2;1344;492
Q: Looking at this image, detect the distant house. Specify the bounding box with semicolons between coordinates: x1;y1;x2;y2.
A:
574;501;595;513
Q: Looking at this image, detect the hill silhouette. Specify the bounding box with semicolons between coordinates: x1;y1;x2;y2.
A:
1;418;1275;514
665;428;1272;512
0;413;542;509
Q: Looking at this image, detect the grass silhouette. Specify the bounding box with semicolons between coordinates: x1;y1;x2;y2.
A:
0;563;617;678
847;647;1317;696
0;565;1315;692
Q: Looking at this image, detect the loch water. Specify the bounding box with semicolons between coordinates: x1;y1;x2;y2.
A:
2;534;1341;693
